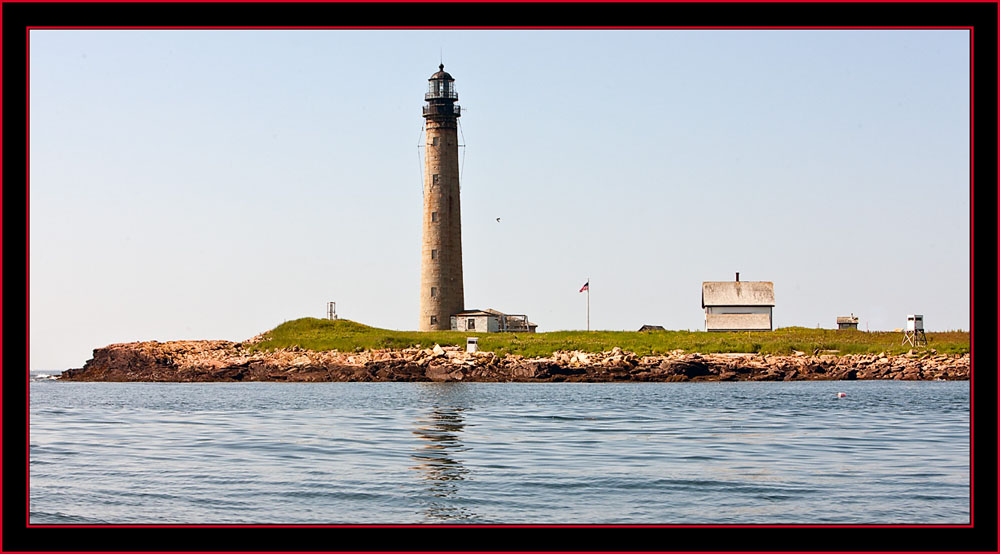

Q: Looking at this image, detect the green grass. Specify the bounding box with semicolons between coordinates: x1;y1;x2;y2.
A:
248;318;971;357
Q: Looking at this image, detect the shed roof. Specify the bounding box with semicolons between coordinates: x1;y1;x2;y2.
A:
837;316;859;324
702;281;774;307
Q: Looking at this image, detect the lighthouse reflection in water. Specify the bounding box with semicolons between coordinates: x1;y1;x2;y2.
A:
411;400;475;521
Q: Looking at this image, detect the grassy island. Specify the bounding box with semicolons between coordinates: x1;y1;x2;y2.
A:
249;318;970;358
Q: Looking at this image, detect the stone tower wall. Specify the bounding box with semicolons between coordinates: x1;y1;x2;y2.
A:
418;116;464;331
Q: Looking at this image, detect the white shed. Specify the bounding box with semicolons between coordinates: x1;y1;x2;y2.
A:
450;308;538;333
701;276;774;332
450;310;500;333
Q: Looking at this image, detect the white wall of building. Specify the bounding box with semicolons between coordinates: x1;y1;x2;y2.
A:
451;315;499;332
704;307;773;331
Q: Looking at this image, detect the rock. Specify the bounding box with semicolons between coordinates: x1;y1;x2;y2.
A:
754;369;785;381
663;359;712;378
426;365;454;382
57;339;972;383
833;368;858;380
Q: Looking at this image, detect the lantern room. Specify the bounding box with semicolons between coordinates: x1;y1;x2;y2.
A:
426;64;458;100
423;64;461;119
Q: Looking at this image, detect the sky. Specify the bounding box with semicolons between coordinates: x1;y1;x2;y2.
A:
28;29;971;371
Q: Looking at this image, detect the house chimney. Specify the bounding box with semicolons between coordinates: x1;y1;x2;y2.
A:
736;272;740;282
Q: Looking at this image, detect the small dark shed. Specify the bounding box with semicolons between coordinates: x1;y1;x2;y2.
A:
837;314;859;330
638;325;666;332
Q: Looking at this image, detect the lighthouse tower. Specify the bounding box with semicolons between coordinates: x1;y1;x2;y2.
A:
419;64;464;331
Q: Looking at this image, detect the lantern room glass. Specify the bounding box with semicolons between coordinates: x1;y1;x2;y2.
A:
427;79;456;99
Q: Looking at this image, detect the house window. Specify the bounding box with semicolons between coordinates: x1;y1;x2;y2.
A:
430;315;438;326
467;318;476;330
431;212;438;222
430;287;437;297
431;249;437;260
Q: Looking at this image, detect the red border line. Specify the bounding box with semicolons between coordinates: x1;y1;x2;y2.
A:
3;0;998;3
23;25;977;30
22;25;976;534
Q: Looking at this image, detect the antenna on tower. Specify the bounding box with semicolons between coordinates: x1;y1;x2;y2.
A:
457;118;467;187
416;125;425;196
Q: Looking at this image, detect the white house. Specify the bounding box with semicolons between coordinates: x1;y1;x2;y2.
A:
450;309;537;333
451;310;500;333
701;274;774;332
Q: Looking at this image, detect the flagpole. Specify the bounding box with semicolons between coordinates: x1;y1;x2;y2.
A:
587;276;590;332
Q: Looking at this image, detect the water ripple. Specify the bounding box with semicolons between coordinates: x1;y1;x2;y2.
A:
28;381;969;524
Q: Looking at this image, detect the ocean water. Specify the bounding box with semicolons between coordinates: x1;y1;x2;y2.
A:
28;380;970;525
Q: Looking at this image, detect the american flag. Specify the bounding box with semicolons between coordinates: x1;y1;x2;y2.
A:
579;281;589;293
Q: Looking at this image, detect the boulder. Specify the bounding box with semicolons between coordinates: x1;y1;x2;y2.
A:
426;365;454;382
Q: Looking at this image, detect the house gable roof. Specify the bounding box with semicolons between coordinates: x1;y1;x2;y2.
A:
702;281;775;307
453;310;495;317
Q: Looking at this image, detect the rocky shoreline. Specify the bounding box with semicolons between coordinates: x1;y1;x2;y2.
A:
59;339;970;383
